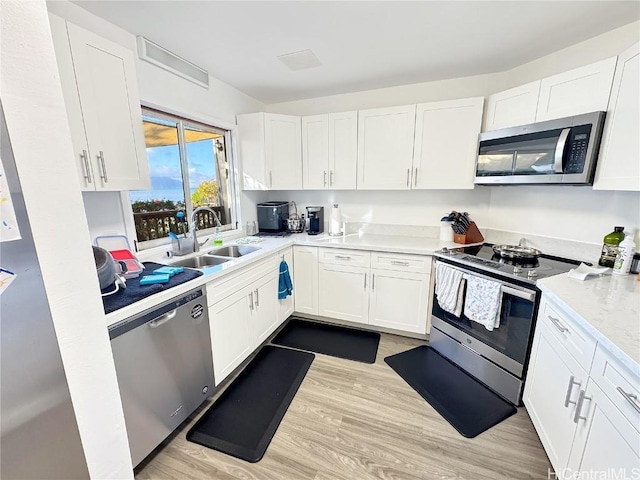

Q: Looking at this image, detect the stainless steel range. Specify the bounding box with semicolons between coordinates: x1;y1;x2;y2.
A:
431;243;581;405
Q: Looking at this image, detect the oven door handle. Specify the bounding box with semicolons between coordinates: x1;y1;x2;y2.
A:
554;128;571;174
501;285;536;302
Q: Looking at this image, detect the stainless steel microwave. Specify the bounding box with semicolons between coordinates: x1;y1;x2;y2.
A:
474;111;606;185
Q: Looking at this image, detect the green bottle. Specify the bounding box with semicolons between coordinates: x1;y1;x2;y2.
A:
598;226;625;267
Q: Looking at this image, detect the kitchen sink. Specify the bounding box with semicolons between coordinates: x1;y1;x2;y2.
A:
170;255;231;269
207;245;260;257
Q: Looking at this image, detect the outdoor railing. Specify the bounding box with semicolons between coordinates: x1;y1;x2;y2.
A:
133;207;226;242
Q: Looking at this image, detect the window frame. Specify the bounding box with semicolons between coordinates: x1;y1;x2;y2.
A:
122;103;243;253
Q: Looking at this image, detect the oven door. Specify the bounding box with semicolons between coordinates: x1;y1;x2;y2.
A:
431;263;538;377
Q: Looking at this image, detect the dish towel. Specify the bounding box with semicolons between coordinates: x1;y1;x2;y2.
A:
463;276;503;331
278;260;293;299
435;263;465;316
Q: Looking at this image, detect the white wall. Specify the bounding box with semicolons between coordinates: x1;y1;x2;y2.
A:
1;1;132;478
265;21;640;249
47;1;268;242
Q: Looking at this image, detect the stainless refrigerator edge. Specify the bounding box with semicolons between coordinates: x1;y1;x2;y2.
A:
0;105;90;479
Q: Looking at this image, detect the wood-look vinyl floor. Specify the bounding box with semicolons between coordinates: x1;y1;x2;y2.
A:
136;333;551;480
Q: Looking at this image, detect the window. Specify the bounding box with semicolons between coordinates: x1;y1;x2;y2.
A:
130;108;236;250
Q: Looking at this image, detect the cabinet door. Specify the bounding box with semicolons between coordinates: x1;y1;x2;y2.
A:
524;322;588;473
302;115;329;189
328;111;358;190
67;23;149;191
413;98;483;190
264;113;302;189
251;272;280;348
293;246;318;315
484;80;541;131
567;380;640;478
318;264;369;324
368;269;429;334
357;105;416;190
237;113;268;190
594;43;640;191
278;249;295;323
536;57;617;122
49;14;95;191
208;288;253;385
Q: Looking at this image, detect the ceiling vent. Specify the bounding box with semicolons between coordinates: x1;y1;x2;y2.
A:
136;36;209;89
277;49;322;71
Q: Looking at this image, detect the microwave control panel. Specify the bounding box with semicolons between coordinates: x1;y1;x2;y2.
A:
565;125;592;174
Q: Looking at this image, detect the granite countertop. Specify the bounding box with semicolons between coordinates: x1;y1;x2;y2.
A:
537;273;640;374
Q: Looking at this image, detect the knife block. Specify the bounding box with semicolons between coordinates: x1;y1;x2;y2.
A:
454;222;484;245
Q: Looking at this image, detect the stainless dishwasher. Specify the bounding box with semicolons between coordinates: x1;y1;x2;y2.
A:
109;288;214;466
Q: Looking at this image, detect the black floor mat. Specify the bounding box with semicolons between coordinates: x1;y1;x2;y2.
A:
385;346;517;438
271;318;380;363
186;345;314;462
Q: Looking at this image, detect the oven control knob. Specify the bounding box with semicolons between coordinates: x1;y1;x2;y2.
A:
527;270;538;278
513;266;523;274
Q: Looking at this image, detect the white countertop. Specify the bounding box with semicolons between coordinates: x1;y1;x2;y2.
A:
537;273;640;374
105;232;460;327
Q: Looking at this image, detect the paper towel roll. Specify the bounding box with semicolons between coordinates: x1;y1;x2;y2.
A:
330;204;342;236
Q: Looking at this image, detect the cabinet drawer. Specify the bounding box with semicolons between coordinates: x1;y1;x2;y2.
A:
591;345;640;430
206;255;278;306
539;297;597;372
371;251;432;273
318;248;370;267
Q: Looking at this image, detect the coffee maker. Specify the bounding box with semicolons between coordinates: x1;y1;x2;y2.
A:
306;206;324;235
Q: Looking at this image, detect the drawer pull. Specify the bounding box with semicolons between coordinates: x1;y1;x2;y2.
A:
364;273;367;289
249;292;254;311
335;255;352;260
254;288;259;308
391;260;410;267
548;315;568;333
372;273;375;292
564;376;581;407
573;390;591;423
617;387;640;414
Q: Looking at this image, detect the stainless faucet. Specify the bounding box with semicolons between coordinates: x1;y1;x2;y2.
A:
190;206;223;253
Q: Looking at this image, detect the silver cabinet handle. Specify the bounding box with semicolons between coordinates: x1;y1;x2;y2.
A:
269;171;273;188
364;273;367;289
148;309;177;328
335;255;352;260
564;376;581;407
391;260;410;267
98;150;108;183
330;170;334;186
406;168;410;187
414;167;418;186
254;288;259;308
617;387;640;414
548;315;568;333
249;292;254;311
81;150;92;183
372;273;375;291
573;389;591;423
324;171;327;187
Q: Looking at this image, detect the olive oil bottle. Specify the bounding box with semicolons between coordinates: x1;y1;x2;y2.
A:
598;226;625;267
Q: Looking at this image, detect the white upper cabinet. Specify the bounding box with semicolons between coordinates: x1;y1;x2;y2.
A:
238;113;302;190
50;15;150;191
302;111;358;190
484;81;541;131
536;57;617;122
357;105;416;190
413;97;483;189
328;111;358;190
594;43;640;191
302;115;329;189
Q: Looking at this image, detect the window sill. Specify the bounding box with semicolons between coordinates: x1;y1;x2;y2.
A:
135;229;245;263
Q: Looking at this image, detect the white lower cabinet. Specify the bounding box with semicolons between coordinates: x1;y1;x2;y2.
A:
293;246;319;315
252;272;280;347
318;264;369;324
524;295;640;479
368;269;429;334
295;247;431;335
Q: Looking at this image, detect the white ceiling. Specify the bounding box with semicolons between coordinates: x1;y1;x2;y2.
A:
73;1;640;104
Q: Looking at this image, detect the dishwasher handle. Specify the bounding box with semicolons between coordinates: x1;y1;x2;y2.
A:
148;309;178;328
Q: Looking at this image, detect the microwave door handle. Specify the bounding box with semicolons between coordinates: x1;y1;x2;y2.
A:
554;128;571;173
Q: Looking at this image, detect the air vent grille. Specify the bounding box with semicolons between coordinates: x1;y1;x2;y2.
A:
137;36;209;88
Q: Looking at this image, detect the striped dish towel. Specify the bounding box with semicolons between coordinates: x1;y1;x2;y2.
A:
278;260;293;299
